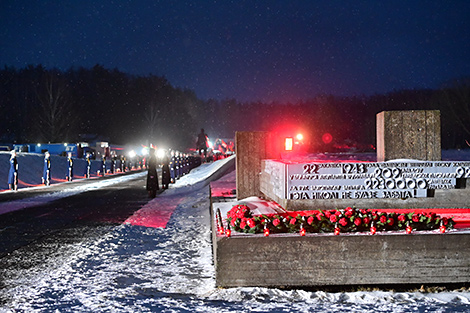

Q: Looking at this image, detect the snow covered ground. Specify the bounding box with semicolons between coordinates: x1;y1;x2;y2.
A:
2;153;470;312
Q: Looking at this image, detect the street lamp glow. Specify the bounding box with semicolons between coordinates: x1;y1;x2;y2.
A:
157;149;165;159
128;150;136;158
296;133;303;141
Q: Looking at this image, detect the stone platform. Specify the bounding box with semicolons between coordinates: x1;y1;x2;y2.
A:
211;171;470;288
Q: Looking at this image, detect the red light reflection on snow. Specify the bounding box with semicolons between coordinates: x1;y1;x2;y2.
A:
125;196;184;228
17;179;41;187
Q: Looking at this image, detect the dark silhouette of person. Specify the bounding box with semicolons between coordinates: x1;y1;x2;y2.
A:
84;152;91;178
197;128;208;161
66;152;73;181
8;150;18;191
146;148;159;197
42;151;51;186
161;150;171;189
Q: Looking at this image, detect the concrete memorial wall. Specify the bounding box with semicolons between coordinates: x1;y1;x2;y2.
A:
214;110;470;288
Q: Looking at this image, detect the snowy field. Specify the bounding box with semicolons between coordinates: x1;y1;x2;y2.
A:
2;153;470;312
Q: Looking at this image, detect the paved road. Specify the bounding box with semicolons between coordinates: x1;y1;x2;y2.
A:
0;171;157;259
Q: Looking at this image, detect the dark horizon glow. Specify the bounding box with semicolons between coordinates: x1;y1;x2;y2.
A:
1;1;470;103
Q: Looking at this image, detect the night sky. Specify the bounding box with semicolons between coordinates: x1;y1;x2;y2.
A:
1;1;470;103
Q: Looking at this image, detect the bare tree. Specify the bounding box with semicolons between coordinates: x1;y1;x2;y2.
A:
146;98;160;145
35;71;72;142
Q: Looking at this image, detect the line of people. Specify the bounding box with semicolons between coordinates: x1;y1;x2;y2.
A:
146;149;201;198
6;150;145;191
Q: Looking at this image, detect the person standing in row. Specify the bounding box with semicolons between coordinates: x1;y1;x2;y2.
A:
84;152;91;178
42;151;51;186
101;155;106;176
8;150;18;191
161;150;170;189
196;128;208;162
66;152;73;181
146;148;159;198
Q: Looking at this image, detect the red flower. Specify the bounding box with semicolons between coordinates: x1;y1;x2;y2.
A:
360;209;369;215
239;219;246;229
442;217;449;225
290;218;297;225
354;217;362;226
307;216;314;225
345;208;354;217
335;210;342;216
339;217;348;227
316;213;323;221
398;214;406;222
324;211;331;218
330;215;337;223
273;218;280;227
388;218;394;226
363;217;371;225
380;215;387;224
247;218;255;228
412;214;420;222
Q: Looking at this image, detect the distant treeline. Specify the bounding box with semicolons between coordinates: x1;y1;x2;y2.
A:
1;65;469;150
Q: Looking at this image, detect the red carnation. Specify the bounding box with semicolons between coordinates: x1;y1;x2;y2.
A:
388;218;394;226
398;214;406;222
239;219;247;229
380;215;387;224
363;217;371;225
324;211;331;218
335;210;342;216
273;218;280;227
307;216;314;225
290;218;297;225
339;217;348;227
345;208;354;217
247;218;255;228
412;214;420;222
354;217;362;226
330;215;337;223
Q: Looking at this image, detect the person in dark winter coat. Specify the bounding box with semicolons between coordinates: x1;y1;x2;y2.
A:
8;150;18;191
110;154;116;174
42;151;51;186
101;155;106;176
161;150;171;189
196;128;208;161
169;150;176;183
66;152;73;181
146;148;159;197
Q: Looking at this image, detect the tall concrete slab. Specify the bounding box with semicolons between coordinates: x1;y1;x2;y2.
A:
377;110;441;162
236;131;280;199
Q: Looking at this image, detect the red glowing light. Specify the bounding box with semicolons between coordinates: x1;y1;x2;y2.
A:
285;137;294;151
300;228;306;236
322;133;333;144
334;227;340;236
225;228;231;237
218;227;225;235
439;225;446;233
264;228;270;237
296;133;304;141
406;225;412;234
